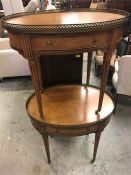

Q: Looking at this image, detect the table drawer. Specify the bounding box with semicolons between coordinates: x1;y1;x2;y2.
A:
31;33;108;51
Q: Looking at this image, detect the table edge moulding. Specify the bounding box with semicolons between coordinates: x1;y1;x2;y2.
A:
2;9;129;164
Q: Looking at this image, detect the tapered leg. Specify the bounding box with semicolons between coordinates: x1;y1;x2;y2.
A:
96;52;111;113
91;132;101;163
85;51;93;88
29;61;44;119
42;134;51;164
21;35;44;119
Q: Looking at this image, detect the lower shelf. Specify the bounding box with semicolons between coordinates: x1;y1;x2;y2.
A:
26;85;114;127
26;85;114;163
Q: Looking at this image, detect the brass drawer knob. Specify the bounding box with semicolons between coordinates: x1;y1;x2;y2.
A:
47;40;53;46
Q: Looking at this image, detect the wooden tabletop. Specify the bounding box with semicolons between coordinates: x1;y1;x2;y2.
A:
2;9;129;33
6;11;125;25
27;85;114;127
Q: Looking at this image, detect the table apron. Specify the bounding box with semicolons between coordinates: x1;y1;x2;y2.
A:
30;117;111;137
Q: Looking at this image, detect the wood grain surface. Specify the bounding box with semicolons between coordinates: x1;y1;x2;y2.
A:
27;85;114;126
6;11;125;25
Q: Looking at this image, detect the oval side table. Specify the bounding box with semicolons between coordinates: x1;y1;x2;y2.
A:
2;9;129;164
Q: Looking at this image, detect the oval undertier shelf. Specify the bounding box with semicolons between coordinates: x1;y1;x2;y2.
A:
27;85;114;127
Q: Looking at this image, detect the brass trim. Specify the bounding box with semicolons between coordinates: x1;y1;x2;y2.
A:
2;9;129;34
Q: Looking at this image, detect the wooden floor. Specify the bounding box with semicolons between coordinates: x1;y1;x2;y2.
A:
27;85;114;126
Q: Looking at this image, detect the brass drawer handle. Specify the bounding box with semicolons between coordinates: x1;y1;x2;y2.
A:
47;40;53;46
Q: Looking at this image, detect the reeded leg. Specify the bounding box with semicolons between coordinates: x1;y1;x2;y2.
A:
96;52;111;113
42;134;51;164
21;35;44;119
36;58;43;91
85;51;93;88
29;60;44;119
91;132;101;163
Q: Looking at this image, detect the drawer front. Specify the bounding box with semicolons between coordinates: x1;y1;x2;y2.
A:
31;33;108;51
